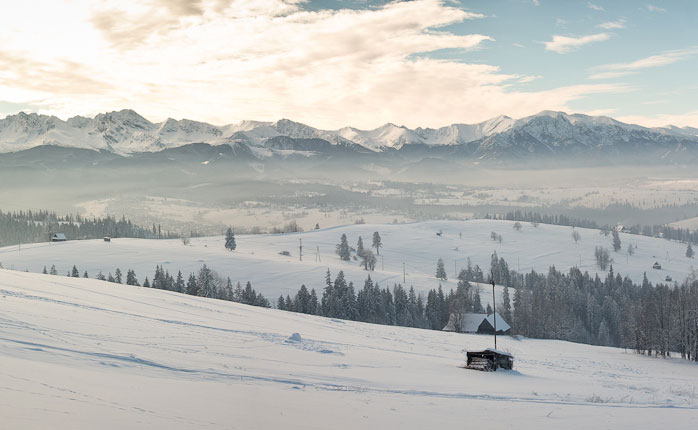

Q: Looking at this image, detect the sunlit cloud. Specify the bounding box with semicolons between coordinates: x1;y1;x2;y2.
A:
544;33;610;54
587;2;604;11
597;18;626;30
589;47;698;79
646;4;666;13
0;0;630;129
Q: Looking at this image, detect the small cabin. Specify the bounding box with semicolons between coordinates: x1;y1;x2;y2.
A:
466;348;514;371
665;275;673;282
443;312;511;334
51;233;67;242
652;261;662;270
104;237;111;242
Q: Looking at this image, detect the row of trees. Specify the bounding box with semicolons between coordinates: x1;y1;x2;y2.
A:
491;209;698;247
278;255;698;362
0;210;167;246
277;269;507;332
43;263;270;308
336;232;381;270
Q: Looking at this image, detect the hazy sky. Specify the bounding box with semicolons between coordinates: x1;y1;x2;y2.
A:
1;0;697;129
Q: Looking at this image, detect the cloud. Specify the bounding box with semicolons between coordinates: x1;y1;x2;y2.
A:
590;47;698;79
597;18;626;29
616;112;698;128
532;0;540;6
544;33;610;54
0;0;628;129
646;4;666;12
587;2;604;11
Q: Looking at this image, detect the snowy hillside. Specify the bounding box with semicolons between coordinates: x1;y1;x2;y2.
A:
1;269;696;429
3;109;698;158
0;220;693;300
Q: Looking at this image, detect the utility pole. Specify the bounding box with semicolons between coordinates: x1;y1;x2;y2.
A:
299;238;303;262
315;246;320;262
492;274;497;350
403;262;406;284
454;260;457;278
381;255;384;271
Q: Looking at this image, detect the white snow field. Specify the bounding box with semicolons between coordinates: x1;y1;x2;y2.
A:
1;269;697;429
0;220;693;300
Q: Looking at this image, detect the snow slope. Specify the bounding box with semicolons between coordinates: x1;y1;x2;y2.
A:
1;269;696;429
0;220;693;300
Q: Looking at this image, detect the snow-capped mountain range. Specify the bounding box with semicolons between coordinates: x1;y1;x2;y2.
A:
2;109;698;160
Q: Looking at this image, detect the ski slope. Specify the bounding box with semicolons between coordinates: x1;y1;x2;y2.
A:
0;269;696;429
0;220;693;300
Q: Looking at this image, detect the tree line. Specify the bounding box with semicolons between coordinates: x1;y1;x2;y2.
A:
0;209;176;246
41;262;270;308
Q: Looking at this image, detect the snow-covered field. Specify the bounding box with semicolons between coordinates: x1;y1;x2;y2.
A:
1;269;696;429
0;220;693;300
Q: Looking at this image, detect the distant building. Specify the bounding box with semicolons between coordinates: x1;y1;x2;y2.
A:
51;233;67;242
442;312;511;334
652;261;662;270
104;237;111;242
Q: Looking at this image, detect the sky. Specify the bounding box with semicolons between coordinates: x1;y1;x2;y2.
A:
1;0;697;129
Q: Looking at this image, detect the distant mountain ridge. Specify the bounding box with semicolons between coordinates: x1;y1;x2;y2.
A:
2;109;698;161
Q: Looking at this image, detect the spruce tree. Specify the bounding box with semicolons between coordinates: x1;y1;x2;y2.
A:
143;276;150;288
186;273;198;295
277;295;286;310
357;236;365;258
83;271;88;278
336;234;350;261
42;266;47;274
372;231;382;255
225;227;236;251
686;243;694;259
436;258;447;281
175;271;184;293
114;268;122;284
71;265;79;277
612;229;622;252
50;265;58;275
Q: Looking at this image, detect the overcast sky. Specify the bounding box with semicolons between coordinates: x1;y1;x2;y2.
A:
1;0;697;129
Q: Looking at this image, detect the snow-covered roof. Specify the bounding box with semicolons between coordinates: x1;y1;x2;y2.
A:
52;233;67;240
443;312;511;333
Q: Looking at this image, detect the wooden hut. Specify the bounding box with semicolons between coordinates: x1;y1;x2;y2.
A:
466;348;514;371
51;233;67;242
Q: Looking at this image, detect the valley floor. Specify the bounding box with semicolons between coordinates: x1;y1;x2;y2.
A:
1;269;697;429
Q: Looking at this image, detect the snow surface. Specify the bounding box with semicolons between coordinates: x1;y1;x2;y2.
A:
0;220;693;300
1;269;696;429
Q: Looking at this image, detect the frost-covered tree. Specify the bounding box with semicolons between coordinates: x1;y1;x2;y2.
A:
114;268;122;284
225;227;236;251
50;264;57;275
174;271;184;293
186;273;198;296
686;243;694;259
142;276;150;288
572;230;581;244
361;250;376;271
356;236;365;258
71;265;79;277
126;269;139;286
612;229;622;252
595;246;611;270
436;258;447;281
513;222;522;231
336;234;350;261
197;264;215;298
372;231;382;255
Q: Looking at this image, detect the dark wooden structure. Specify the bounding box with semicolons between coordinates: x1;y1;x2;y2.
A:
51;233;67;242
104;237;111;242
466;348;513;371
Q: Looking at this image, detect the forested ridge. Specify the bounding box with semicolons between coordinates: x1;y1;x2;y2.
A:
0;209;174;246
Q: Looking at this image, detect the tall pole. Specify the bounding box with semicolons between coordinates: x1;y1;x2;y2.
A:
299;238;303;262
492;275;497;350
403;262;406;284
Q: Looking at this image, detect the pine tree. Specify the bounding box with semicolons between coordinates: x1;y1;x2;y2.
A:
502;285;512;323
198;264;215;298
186;273;198;295
142;276;150;288
42;266;47;274
107;272;115;282
686;243;694;259
96;271;106;281
473;287;483;313
83;271;88;278
175;271;184;293
356;236;365;258
436;258;447;281
336;234;350;261
71;265;79;277
126;269;139;286
114;268;122;284
612;229;622;252
225;227;236;251
50;265;57;275
372;231;382;255
277;295;286;310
